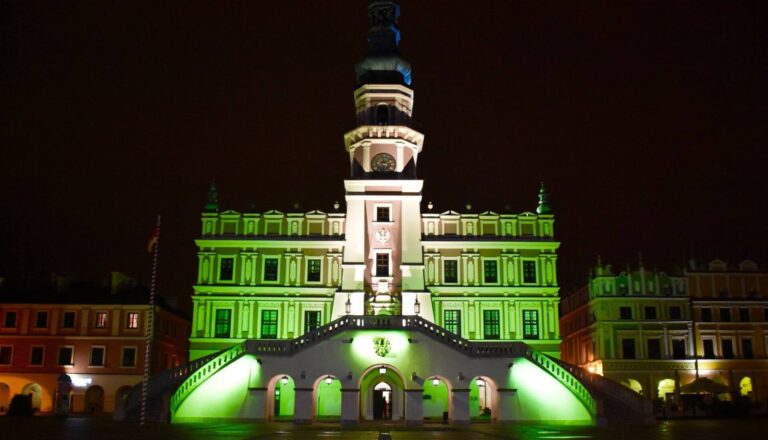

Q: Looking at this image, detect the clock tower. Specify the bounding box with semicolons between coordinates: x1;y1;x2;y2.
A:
339;0;430;317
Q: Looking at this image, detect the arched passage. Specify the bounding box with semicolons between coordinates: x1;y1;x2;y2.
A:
470;376;498;420
314;375;341;420
0;383;10;413
621;378;644;395
85;385;104;414
266;375;295;421
658;379;675;401
113;386;133;419
21;383;43;411
423;376;450;422
740;377;753;398
359;364;405;421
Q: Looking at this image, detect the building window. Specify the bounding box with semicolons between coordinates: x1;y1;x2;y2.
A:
89;346;106;367
721;339;735;359
263;258;279;282
376;253;389;277
3;311;17;328
483;260;498;284
261;310;278;339
304;310;321;333
443;260;458;283
127;312;139;329
58;346;74;366
0;346;12;365
523;310;540;340
483;310;500;340
739;308;750;322
35;311;48;328
669;306;682;320
647;339;661;359
742;339;754;359
94;312;108;328
720;308;731;322
619;307;632;320
376;206;390;222
376;105;389;125
121;347;137;367
522;261;537;284
702;339;715;358
214;309;231;338
219;257;234;281
672;339;686;358
30;346;44;366
307;259;322;283
62;311;76;328
444;310;461;335
701;308;712;322
644;306;657;320
621;339;636;359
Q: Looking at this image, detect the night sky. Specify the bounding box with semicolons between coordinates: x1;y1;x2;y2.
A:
1;1;766;311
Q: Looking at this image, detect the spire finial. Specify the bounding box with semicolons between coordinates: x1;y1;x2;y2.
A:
536;181;552;215
356;1;412;85
204;181;219;212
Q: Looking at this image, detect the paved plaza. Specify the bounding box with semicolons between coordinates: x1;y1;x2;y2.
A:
2;417;768;440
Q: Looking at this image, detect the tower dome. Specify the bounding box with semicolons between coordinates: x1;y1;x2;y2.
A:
355;0;412;86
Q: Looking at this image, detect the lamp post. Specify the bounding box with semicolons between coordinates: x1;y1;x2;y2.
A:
345;295;351;314
414;297;421;315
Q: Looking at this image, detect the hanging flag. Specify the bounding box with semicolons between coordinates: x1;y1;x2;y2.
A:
147;225;160;253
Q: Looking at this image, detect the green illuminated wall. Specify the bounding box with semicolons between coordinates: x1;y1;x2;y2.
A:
274;378;295;418
508;357;591;422
422;380;448;418
316;378;341;417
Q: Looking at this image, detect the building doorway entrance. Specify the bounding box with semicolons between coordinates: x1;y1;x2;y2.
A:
373;382;391;420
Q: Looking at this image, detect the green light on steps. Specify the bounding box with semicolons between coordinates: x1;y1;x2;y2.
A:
173;355;260;421
508;358;591;423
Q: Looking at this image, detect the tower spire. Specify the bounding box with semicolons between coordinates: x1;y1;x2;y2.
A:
536;182;552;215
204;181;219;212
356;0;412;86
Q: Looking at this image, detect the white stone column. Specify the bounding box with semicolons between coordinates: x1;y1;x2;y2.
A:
451;388;470;425
341;388;360;425
404;389;423;425
293;388;314;424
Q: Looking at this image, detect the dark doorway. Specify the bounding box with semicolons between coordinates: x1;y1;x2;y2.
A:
373;382;391;420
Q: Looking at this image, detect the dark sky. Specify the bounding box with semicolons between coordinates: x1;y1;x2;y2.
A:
1;1;766;310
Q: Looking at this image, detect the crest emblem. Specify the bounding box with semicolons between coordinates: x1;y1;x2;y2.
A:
373;337;391;357
376;227;391;244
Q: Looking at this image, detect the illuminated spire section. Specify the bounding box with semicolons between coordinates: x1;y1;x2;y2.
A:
536;182;552;215
355;0;412;86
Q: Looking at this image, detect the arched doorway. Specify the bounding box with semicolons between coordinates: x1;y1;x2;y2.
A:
85;385;104;414
621;378;644;395
0;383;10;413
658;379;675;401
21;383;42;411
267;375;295;420
423;376;450;422
315;375;341;420
469;376;497;420
113;386;133;418
359;364;405;421
740;377;753;398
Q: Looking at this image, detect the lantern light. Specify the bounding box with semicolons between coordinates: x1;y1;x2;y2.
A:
345;296;352;314
432;378;440;387
414;297;421;315
379;366;387;375
325;375;333;385
281;376;289;385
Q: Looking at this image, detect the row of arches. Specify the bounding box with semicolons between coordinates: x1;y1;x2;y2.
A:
0;381;134;414
264;365;497;422
621;376;755;400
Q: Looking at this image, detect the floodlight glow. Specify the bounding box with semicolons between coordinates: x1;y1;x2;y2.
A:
432;378;440;386
477;379;485;387
281;375;289;385
325;375;333;385
379;366;387;375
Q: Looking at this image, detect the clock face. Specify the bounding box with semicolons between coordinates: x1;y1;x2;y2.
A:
371;153;396;172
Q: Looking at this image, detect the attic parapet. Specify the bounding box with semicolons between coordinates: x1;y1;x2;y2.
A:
421;210;554;239
201;209;346;237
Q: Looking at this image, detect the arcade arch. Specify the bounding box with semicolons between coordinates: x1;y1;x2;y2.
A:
85;385;105;414
423;376;450;421
740;377;753;398
21;383;42;411
266;374;296;421
657;379;675;401
359;364;405;421
0;383;9;413
470;376;498;420
621;378;644;395
314;375;341;419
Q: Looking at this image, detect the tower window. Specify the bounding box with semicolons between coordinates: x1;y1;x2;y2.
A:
219;257;234;281
376;105;389;125
261;310;279;338
523;310;539;340
214;309;231;338
376;253;390;277
376;206;390;222
482;310;500;340
443;260;458;283
444;310;461;335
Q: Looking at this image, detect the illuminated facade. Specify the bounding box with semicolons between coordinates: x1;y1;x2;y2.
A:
560;258;768;411
161;1;650;426
0;273;189;414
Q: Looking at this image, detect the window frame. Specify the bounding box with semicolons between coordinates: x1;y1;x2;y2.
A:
522;259;537;284
260;309;279;339
262;256;280;283
721;337;735;359
303;310;322;334
0;345;12;365
29;346;45;366
522;309;540;340
374;204;392;223
305;258;323;284
621;338;636;359
482;258;500;285
214;309;232;338
671;338;687;359
482;309;500;340
443;309;461;336
720;308;732;322
619;306;633;320
741;337;754;359
57;345;75;366
700;308;713;322
61;311;76;329
374;251;391;277
442;258;459;284
644;306;657;320
738;308;750;322
669;306;682;320
121;346;138;368
702;338;716;358
646;338;662;359
34;310;49;329
89;345;106;367
3;310;17;328
126;312;140;329
94;311;109;329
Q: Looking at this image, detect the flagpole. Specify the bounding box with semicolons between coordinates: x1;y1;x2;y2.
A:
141;215;161;425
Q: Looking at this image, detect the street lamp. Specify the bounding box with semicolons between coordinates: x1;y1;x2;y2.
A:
345;295;351;314
414;297;421;315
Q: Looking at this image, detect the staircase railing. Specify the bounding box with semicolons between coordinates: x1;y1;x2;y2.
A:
524;347;597;418
169;341;248;415
549;356;652;416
